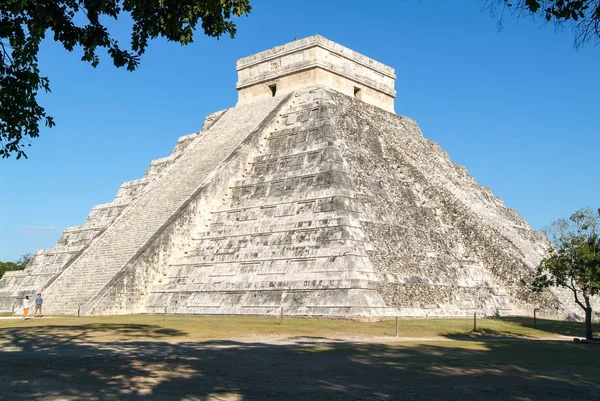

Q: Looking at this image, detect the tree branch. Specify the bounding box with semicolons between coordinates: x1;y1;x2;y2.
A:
0;41;13;63
569;277;586;310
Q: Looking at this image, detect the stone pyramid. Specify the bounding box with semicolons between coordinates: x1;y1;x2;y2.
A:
0;36;572;318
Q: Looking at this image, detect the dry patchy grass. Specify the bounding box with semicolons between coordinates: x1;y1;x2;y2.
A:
0;314;595;344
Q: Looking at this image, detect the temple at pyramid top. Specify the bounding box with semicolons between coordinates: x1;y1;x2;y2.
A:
236;35;396;113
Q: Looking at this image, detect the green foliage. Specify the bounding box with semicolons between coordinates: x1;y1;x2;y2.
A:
0;0;252;159
15;253;32;268
0;253;32;279
489;0;600;47
0;261;20;279
533;208;600;339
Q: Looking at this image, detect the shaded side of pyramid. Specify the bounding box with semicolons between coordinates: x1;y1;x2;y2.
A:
326;90;570;317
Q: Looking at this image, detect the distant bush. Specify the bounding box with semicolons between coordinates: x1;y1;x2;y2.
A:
0;253;32;279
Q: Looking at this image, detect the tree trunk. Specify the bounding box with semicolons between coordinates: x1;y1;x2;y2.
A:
584;296;594;340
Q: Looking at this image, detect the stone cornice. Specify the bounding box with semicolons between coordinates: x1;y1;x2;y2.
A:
236;60;397;98
236;35;396;79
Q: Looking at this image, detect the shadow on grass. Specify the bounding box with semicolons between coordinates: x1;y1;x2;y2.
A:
498;317;596;338
443;317;599;341
1;323;600;401
443;327;534;341
0;323;187;348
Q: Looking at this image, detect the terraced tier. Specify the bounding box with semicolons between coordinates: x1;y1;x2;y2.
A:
40;96;286;315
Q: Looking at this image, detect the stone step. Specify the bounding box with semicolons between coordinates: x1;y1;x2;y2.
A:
192;218;363;241
191;225;366;245
154;278;379;293
180;243;366;263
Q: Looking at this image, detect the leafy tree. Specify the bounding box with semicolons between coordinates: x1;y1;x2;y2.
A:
0;253;32;279
533;208;600;340
0;261;19;279
15;253;32;268
1;0;252;159
487;0;600;48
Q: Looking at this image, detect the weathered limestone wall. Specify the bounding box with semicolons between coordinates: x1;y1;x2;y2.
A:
141;87;390;317
236;35;396;113
327;90;580;318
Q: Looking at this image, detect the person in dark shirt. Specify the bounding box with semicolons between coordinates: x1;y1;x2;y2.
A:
34;294;43;318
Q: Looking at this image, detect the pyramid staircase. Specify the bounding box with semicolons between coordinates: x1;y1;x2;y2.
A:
0;113;223;312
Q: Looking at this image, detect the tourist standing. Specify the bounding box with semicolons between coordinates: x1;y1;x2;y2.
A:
34;293;43;318
22;296;30;320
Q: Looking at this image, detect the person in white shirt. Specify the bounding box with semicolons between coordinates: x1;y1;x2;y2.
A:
22;296;31;321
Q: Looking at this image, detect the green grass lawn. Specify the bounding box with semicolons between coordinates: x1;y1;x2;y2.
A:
0;314;596;343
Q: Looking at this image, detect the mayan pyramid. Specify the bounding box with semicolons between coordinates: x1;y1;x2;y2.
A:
0;36;575;318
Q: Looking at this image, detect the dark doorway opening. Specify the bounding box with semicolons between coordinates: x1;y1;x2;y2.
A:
269;84;277;97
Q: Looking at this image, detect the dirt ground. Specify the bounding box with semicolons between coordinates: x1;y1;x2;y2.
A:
1;318;599;401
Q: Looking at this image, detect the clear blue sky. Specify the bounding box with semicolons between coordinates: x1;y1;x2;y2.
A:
1;0;598;261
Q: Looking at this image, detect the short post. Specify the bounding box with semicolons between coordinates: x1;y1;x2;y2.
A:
77;305;81;318
163;306;167;321
280;306;284;325
533;309;537;329
395;317;399;337
473;312;477;332
11;302;14;315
